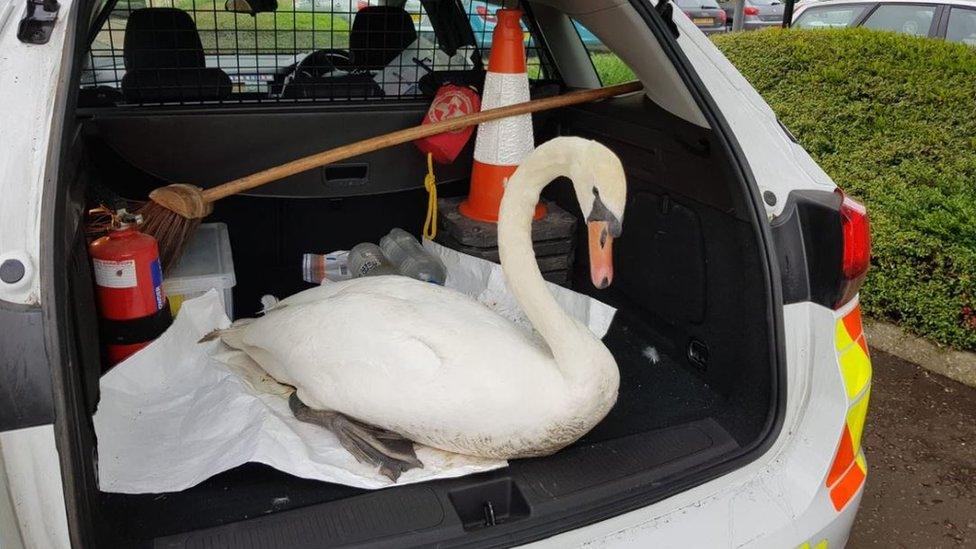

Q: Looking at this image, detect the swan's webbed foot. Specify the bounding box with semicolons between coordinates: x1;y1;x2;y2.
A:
289;394;423;481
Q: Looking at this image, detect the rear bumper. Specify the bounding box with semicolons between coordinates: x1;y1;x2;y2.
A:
530;300;872;547
529;473;864;548
698;25;728;34
742;19;784;29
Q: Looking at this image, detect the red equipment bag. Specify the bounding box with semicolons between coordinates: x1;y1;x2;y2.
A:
414;84;481;164
89;211;171;367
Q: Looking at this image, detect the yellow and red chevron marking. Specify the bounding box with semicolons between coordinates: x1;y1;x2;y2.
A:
826;305;872;511
835;307;871;399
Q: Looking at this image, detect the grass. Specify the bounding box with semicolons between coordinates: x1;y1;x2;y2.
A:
591;53;637;85
178;0;350;52
596;29;976;349
99;0;351;53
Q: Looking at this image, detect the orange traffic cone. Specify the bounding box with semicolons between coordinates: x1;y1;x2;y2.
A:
459;8;546;223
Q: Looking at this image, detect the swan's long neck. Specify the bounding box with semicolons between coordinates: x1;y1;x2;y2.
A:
497;139;601;383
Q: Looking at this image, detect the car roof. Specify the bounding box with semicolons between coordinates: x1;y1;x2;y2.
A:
796;0;976;9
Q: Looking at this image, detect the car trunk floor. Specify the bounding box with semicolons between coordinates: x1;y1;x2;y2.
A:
95;314;736;545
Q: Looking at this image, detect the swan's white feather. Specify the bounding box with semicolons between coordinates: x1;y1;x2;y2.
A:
224;276;591;456
218;137;623;459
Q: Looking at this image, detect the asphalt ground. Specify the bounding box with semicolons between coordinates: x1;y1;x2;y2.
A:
848;350;976;547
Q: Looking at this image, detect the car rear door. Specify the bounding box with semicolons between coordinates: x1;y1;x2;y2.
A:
791;3;875;28
938;4;976;42
0;0;85;546
858;2;945;36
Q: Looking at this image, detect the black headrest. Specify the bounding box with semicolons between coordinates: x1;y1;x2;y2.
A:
349;6;418;71
124;8;206;70
122;68;232;103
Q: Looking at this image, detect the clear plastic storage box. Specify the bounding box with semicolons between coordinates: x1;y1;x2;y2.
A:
162;223;236;318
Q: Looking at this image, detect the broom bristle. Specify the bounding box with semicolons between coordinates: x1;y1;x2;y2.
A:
137;200;201;273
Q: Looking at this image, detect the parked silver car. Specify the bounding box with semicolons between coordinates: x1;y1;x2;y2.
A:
675;0;730;33
792;0;976;45
720;0;787;29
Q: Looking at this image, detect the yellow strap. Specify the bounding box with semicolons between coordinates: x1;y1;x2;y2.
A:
423;152;438;240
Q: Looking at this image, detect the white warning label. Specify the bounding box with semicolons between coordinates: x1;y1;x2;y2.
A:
93;258;138;289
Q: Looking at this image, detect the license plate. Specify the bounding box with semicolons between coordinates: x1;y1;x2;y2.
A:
693;17;715;25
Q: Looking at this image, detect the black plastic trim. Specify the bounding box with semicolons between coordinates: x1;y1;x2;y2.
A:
17;0;61;45
777;118;799;144
44;0;102;545
771;189;845;307
0;300;55;431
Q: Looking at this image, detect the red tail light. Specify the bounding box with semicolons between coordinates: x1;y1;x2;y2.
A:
475;5;497;22
744;6;760;15
718;10;727;22
357;1;368;10
836;190;870;308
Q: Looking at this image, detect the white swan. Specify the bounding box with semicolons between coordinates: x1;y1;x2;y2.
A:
210;136;627;480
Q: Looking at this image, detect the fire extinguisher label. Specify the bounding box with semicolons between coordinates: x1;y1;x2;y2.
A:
93;258;138;288
150;258;165;311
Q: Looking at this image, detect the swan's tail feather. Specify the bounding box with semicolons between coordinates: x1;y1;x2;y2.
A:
197;318;255;346
289;394;423;481
198;329;224;343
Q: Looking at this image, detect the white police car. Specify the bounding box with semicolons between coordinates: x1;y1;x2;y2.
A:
0;0;870;546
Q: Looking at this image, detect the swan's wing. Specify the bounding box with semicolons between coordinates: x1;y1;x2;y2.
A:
237;278;506;377
230;276;557;426
272;276;451;308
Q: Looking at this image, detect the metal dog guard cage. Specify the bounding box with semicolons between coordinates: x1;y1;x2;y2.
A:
81;0;559;106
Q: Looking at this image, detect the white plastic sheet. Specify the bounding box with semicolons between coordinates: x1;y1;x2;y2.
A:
95;242;616;494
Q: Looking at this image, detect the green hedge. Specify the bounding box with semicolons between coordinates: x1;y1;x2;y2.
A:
711;29;976;350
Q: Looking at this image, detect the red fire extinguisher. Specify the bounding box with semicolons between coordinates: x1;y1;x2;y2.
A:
89;210;171;368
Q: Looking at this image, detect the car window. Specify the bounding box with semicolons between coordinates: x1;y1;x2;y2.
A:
861;3;936;35
946;7;976;45
82;0;557;106
573;21;636;86
793;4;868;28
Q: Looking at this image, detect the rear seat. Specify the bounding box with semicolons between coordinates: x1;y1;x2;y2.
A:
121;8;232;104
281;6;417;99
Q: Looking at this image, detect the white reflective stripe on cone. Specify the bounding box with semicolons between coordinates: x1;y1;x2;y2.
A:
474;71;534;166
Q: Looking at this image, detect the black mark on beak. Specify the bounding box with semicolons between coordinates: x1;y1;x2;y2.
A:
587;193;622;238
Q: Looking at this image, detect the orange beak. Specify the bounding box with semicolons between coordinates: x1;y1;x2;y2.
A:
588;220;614;289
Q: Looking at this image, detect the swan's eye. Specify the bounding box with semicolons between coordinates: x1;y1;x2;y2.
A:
592;186;600;197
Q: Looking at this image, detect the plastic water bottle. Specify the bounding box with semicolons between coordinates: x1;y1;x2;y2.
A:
348;243;398;278
379;228;447;284
302;250;352;283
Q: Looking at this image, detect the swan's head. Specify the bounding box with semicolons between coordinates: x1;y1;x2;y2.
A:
569;140;626;290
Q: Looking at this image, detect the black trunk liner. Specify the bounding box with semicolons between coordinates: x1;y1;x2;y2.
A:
144;419;736;548
97;324;738;547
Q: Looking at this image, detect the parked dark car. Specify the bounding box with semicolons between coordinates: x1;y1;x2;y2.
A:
720;0;787;29
675;0;729;33
792;0;976;46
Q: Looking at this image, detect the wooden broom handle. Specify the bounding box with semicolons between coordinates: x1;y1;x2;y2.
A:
201;81;644;203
